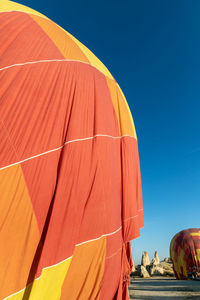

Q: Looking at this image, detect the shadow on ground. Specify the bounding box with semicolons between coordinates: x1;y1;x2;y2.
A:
129;277;200;299
129;296;199;299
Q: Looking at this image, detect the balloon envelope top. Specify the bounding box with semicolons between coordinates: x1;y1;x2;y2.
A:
0;1;143;299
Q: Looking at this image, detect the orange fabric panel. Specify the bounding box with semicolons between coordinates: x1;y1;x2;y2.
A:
106;77;137;138
30;15;89;64
0;12;64;69
0;165;40;299
61;237;106;299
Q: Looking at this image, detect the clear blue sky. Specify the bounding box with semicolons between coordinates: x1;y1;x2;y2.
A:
17;0;200;264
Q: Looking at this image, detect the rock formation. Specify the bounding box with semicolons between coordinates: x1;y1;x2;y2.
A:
164;257;172;263
151;251;160;265
141;251;150;267
132;258;136;272
149;264;164;276
130;252;174;278
138;265;150;278
160;261;174;276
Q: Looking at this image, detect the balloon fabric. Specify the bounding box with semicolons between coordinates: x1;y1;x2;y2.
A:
170;228;200;280
0;1;143;299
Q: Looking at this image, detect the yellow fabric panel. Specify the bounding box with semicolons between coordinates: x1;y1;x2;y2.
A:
106;77;137;138
30;15;89;63
6;257;72;300
172;248;188;279
195;249;200;263
117;83;137;138
61;237;106;300
0;165;40;300
0;0;49;20
191;232;200;236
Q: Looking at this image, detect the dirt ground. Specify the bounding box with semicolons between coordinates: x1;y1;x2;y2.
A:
128;277;200;299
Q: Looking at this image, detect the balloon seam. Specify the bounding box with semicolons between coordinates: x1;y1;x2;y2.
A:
123;212;143;223
0;58;112;80
0;134;136;171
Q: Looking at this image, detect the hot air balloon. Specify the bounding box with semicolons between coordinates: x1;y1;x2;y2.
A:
170;228;200;280
0;1;143;299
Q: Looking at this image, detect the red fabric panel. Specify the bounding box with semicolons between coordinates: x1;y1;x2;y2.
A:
121;138;143;242
0;121;18;168
100;250;122;300
105;230;123;258
100;242;134;300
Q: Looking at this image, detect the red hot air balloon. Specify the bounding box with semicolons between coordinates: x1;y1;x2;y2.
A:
170;228;200;280
0;1;143;299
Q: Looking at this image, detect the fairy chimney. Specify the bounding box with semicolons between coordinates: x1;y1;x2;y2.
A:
141;251;150;267
132;257;136;272
151;251;160;265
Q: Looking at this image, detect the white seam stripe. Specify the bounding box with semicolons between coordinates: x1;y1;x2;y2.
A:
75;226;122;247
0;59;93;72
3;226;121;300
0;145;64;171
0;134;135;171
106;247;122;260
3;288;25;300
42;255;72;271
0;58;114;82
123;210;143;222
123;215;138;222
